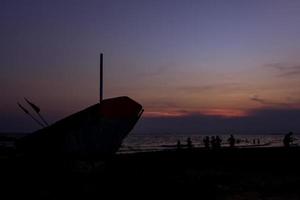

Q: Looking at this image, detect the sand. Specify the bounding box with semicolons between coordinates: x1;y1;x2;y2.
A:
1;147;300;199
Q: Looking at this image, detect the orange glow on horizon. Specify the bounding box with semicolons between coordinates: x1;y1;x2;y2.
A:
144;108;250;118
144;111;189;118
198;108;249;118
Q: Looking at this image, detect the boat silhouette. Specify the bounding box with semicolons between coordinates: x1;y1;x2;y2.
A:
16;54;143;159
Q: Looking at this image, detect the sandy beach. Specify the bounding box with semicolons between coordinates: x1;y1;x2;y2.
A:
1;147;300;199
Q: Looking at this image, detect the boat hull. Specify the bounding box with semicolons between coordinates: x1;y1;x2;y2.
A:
16;96;143;159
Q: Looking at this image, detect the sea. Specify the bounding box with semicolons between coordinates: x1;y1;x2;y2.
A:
1;132;299;154
119;133;300;153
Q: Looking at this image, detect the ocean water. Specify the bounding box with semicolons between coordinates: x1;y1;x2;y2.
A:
118;133;300;153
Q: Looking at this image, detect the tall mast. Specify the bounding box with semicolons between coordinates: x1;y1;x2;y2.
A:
100;53;103;102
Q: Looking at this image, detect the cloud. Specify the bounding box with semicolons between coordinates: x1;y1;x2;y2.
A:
250;94;283;106
249;94;299;108
249;95;267;104
265;63;300;77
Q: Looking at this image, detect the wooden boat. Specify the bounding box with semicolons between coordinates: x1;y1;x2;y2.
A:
16;96;143;159
15;54;143;159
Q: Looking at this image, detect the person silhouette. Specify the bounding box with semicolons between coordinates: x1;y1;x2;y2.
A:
215;136;222;149
227;134;236;148
203;136;210;149
283;132;294;147
211;136;216;149
187;137;193;149
177;140;181;150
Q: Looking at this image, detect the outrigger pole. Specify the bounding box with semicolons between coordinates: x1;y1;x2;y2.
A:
17;102;45;128
100;53;103;103
24;97;49;126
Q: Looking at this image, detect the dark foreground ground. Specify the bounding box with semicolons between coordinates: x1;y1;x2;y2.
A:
1;147;300;199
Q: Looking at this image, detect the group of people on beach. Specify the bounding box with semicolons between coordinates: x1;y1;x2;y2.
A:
176;135;245;150
177;135;235;150
203;135;224;149
203;134;241;149
176;132;296;150
177;137;193;149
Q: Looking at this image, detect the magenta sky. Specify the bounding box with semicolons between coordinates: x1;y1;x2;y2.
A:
1;0;300;133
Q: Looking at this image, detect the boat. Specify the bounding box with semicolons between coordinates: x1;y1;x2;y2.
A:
15;54;143;159
16;96;143;159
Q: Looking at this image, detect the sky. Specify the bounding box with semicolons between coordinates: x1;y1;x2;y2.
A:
1;0;300;133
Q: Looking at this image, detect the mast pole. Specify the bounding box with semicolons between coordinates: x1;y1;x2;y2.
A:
100;53;103;102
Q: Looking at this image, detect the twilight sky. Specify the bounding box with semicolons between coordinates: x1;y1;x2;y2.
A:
1;0;300;133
